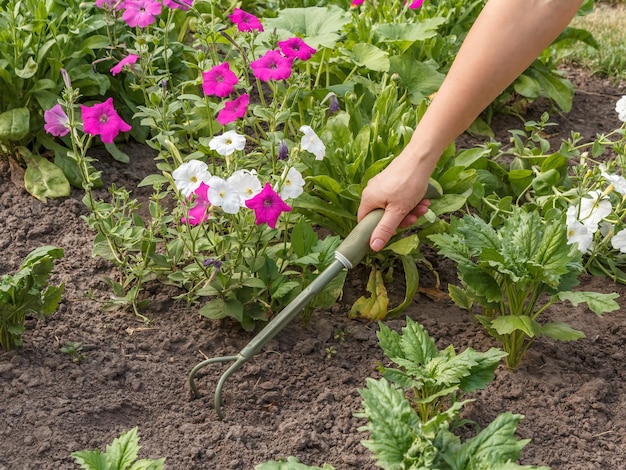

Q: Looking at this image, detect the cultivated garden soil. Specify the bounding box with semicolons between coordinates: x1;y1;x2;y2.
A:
1;68;626;470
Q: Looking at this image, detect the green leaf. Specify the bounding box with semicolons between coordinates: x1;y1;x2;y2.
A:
557;291;620;316
262;6;351;48
15;56;38;79
106;427;140;470
455;412;531;468
357;377;422;467
349;44;389;72
290;218;318;258
539;322;585;341
397;317;438;365
385;234;419;256
490;315;541;338
23;150;71;202
137;174;168;188
104;143;130;163
71;449;110;470
448;284;473;311
388;55;444;104
0;107;30;141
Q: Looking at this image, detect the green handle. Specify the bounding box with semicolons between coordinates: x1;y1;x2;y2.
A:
336;182;441;268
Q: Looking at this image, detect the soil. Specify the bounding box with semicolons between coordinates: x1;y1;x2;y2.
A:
1;68;626;470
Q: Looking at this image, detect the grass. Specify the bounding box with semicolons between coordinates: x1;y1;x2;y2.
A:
561;2;626;81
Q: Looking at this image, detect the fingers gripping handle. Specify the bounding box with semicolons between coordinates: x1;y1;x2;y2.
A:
335;182;442;268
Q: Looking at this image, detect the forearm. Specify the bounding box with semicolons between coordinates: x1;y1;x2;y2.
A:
406;0;583;172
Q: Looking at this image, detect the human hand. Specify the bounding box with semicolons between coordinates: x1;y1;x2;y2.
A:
357;153;433;251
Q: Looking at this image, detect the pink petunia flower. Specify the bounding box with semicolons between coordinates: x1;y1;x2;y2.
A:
163;0;192;10
122;0;162;28
80;98;132;144
202;62;238;98
217;93;249;126
110;54;139;76
44;104;70;137
250;50;293;82
350;0;364;7
183;182;211;225
407;0;424;8
229;8;264;32
245;183;291;229
278;38;316;61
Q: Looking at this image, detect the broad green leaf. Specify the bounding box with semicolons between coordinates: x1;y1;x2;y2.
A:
448;284;473;311
388;55;445;104
539;322;585;341
357;377;422;467
455;412;530;468
137;174;168;188
106;427;140;470
458;348;508;393
350;44;389;72
385;234;420;256
374;18;446;43
557;291;620;316
15;56;38;79
376;322;404;361
262;7;351;48
427;193;469;216
23;150;71;202
490;315;541;338
290;218;318;258
71;449;109;470
310;270;346;310
397;317;438;365
0;107;30;141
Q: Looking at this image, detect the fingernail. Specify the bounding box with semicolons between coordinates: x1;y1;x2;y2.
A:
371;238;384;251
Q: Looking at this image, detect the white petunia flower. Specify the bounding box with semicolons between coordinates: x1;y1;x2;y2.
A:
566;218;593;254
207;176;242;214
577;190;612;233
616;95;626;122
209;130;246;156
600;165;626;195
172;160;211;197
600;221;614;238
611;229;626;253
279;167;305;200
228;169;262;201
300;125;326;160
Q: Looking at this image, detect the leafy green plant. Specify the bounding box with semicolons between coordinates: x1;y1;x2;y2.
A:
429;206;619;369
356;318;548;470
71;427;164;470
375;317;506;422
0;0;117;199
0;245;64;351
60;340;87;363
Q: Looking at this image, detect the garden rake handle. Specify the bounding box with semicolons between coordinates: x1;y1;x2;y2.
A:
189;183;441;419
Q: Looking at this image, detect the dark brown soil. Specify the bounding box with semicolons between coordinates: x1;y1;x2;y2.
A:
1;69;625;470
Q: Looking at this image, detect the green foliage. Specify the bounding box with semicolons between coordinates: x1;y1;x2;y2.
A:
0;245;64;351
356;319;548;470
429;206;619;369
376;317;506;421
255;457;335;469
0;0;110;197
71;427;165;470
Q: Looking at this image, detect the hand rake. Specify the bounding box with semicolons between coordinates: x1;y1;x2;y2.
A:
188;184;440;419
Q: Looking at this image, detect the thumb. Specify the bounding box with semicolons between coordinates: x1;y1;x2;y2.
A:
369;208;406;252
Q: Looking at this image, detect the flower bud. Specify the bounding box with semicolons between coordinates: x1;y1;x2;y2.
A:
277;139;289;161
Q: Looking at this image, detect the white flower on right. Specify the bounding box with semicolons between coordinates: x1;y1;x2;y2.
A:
616;95;626;122
209;130;246;156
576;190;612;233
300;125;325;160
279;167;305;200
600;165;626;195
611;229;626;253
172;160;211;197
207;176;242;214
